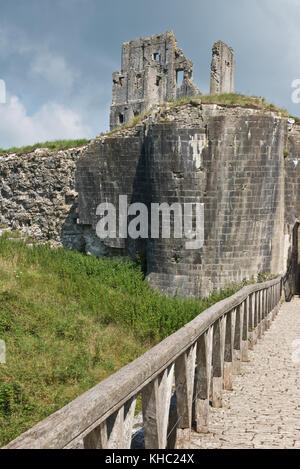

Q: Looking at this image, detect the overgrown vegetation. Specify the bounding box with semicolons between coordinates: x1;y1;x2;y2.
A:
1;95;298;155
104;93;296;136
0;235;276;445
0;139;89;156
167;93;291;116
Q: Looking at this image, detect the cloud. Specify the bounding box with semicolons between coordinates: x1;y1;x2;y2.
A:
2;0;300;150
0;94;91;149
30;51;77;90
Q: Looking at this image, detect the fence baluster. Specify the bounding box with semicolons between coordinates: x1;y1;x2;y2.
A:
83;406;125;449
233;303;243;375
242;298;249;362
248;293;254;350
224;309;235;390
194;326;213;433
142;364;174;449
257;289;263;338
174;344;197;448
212;317;226;407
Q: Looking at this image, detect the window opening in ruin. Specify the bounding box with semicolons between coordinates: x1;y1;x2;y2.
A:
176;70;184;87
118;113;124;124
156;76;161;86
153;53;160;62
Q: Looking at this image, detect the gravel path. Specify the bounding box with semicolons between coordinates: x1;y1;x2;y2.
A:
191;298;300;449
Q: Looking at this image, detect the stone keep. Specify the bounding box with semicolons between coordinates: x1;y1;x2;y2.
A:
77;103;300;299
110;31;200;129
210;41;235;94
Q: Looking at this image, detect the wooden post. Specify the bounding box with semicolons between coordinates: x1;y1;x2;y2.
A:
174;344;197;448
233;303;243;375
142;365;174;449
123;397;138;448
248;293;254;350
273;284;277;318
224;309;235;390
194;327;213;433
263;288;268;331
266;287;272;328
257;289;263;338
261;289;267;335
265;288;270;329
83;402;134;449
241;298;249;362
252;291;258;346
272;285;276;317
212;318;226;407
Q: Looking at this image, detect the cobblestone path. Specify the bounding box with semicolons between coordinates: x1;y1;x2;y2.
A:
191;298;300;449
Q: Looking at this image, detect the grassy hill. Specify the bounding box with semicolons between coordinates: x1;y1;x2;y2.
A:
0;139;89;155
0;233;272;446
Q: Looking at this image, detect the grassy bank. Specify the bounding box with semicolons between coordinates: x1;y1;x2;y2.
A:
106;93;298;136
167;93;291;116
0;139;89;156
0;235;272;446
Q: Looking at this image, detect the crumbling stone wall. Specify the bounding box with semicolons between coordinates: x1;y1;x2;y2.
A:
210;41;235;94
110;31;200;129
0;146;104;255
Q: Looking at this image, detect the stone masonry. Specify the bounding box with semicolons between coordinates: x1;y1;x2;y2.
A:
1;34;300;300
210;41;235;94
0;146;106;257
110;31;201;129
77;102;300;298
1;101;300;299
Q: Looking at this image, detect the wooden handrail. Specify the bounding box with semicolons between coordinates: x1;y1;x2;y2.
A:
4;277;282;449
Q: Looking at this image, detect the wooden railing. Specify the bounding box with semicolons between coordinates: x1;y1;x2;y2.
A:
283;250;297;301
4;277;282;449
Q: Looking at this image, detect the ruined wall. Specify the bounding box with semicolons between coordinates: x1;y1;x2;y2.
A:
110;31;200;129
1;104;299;299
0;146;105;255
210;41;235;95
146;108;287;297
77;103;291;298
283;123;300;292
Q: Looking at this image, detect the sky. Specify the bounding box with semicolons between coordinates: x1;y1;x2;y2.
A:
1;0;300;148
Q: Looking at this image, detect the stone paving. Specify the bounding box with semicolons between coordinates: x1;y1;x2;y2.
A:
191;298;300;449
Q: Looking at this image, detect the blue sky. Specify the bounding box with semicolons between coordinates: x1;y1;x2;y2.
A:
1;0;300;148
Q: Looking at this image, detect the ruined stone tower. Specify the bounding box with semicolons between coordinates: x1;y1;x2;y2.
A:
110;31;200;129
210;40;235;94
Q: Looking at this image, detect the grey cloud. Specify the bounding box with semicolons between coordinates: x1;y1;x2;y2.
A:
0;0;300;147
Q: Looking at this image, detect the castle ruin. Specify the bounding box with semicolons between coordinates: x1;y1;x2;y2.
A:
210;40;235;94
110;31;235;129
110;31;201;129
1;31;299;300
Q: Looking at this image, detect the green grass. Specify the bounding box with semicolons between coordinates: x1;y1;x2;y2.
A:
0;139;89;156
1;95;296;154
167;93;290;116
0;236;275;446
105;94;294;136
